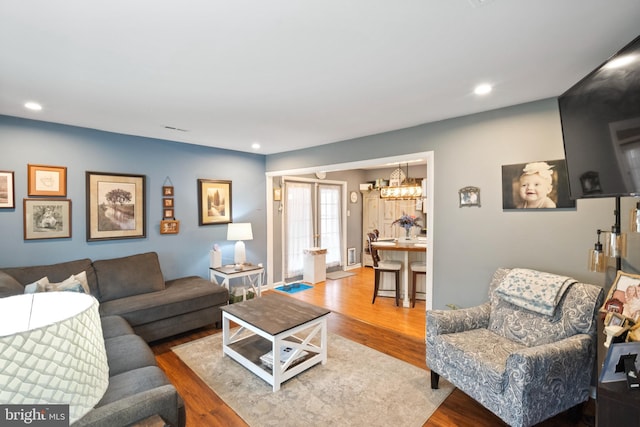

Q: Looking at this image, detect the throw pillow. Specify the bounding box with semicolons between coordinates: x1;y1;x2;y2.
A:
46;276;85;293
70;271;90;294
24;277;50;293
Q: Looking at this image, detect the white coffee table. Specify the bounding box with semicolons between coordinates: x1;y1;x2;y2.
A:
220;293;330;391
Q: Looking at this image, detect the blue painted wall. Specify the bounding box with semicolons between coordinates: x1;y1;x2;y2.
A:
0;115;267;280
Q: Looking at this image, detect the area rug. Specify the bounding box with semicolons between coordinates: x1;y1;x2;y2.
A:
325;270;356;280
172;332;453;427
274;283;313;294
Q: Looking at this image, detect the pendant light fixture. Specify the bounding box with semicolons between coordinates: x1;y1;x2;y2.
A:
380;163;423;200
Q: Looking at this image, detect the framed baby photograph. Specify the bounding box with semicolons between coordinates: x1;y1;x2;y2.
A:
501;159;575;210
601;270;640;323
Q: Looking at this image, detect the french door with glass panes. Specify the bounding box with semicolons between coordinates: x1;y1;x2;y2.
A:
283;180;343;279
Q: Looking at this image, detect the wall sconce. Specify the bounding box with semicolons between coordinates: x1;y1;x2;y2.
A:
227;222;253;264
588;229;606;273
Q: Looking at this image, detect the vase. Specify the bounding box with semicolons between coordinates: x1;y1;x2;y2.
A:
400;227;411;241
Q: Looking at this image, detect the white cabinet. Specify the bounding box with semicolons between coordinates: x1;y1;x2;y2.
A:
361;190;425;267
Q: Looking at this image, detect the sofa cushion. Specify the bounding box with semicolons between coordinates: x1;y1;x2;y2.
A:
93;252;165;302
1;258;99;298
436;328;526;394
101;315;136;339
96;366;171;407
0;271;24;297
99;276;227;326
104;334;157;376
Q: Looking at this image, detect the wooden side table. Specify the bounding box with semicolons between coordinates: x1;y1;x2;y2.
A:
209;264;265;300
596;318;640;426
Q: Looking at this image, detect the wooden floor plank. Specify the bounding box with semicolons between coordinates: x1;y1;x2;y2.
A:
151;266;594;426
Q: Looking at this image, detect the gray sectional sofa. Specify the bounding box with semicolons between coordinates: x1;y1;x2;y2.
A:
0;251;230;426
0;251;229;342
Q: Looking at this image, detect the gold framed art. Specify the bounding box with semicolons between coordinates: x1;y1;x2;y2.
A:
28;164;67;196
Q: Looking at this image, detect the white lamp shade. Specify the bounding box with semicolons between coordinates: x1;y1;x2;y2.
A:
227;223;253;241
0;293;109;424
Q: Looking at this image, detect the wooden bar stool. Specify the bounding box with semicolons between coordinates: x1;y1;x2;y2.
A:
410;261;426;308
367;232;402;306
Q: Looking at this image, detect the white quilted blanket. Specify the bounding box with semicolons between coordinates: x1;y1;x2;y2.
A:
495;268;576;316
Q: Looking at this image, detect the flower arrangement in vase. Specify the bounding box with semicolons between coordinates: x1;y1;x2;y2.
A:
392;212;422;240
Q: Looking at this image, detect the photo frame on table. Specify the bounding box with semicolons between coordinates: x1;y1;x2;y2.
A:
601;270;640;323
501;159;575;210
599;341;640;383
459;186;480;207
198;179;232;225
23;198;71;240
0;171;15;209
86;171;146;241
28;164;67;197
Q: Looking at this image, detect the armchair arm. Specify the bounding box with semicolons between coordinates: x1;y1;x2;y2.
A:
505;334;594;407
426;302;491;341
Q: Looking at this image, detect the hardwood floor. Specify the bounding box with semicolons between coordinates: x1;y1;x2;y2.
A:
151;266;594;426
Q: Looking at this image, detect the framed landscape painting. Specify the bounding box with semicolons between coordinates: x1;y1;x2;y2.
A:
86;171;146;241
24;198;71;240
198;179;232;225
0;171;15;209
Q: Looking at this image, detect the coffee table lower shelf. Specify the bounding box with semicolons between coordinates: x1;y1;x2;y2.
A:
222;312;328;391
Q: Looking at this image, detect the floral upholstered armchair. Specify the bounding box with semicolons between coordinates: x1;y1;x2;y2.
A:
426;268;604;427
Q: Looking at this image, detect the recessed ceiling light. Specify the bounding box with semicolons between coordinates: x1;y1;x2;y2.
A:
251;142;261;150
24;102;42;111
474;84;492;96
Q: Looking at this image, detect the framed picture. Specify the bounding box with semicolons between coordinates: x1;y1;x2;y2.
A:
501;159;576;210
459;186;480;207
0;171;15;209
24;199;71;240
601;270;640;322
86;172;146;241
163;208;174;219
599;342;640;383
160;219;180;235
28;164;67;197
163;186;174;196
163;198;174;207
198;179;232;225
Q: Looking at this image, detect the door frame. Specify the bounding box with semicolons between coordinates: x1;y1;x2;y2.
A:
266;151;434;310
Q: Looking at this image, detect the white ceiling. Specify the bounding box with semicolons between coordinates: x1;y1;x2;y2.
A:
1;1;640;155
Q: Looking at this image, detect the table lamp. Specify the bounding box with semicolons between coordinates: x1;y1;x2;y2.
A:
227;222;253;264
0;292;109;424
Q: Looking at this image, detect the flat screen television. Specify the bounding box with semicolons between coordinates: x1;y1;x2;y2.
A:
558;35;640;199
